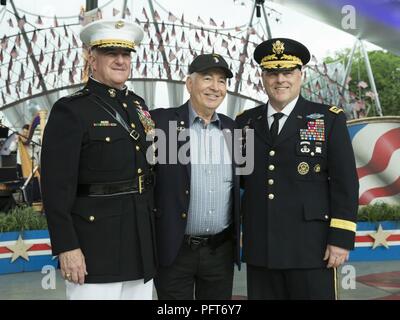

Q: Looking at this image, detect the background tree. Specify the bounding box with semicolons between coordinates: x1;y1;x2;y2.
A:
325;50;400;116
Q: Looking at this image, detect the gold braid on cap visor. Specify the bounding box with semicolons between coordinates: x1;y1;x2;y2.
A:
260;54;303;69
90;39;136;50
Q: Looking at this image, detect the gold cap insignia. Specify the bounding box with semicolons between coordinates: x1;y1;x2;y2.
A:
297;162;309;175
272;40;285;54
329;106;343;114
115;20;125;29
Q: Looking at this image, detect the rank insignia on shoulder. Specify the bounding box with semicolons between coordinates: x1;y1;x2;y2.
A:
93;120;117;127
64;90;90;100
306;113;324;120
329;106;343;114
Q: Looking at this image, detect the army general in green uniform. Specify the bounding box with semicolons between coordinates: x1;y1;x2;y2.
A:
41;19;157;299
236;38;359;300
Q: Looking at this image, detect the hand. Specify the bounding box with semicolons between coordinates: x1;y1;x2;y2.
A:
59;248;88;285
323;244;349;268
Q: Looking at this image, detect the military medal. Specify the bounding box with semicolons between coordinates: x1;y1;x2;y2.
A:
135;103;155;135
299;119;325;141
297;162;309;175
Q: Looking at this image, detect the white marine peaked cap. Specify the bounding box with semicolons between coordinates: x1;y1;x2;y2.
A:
80;19;144;51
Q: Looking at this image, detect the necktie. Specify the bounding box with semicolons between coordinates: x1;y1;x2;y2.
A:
270;112;284;142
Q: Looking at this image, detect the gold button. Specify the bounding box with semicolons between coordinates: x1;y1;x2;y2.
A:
268;165;275;171
89;215;95;222
268;179;274;185
136;145;140;151
137;168;142;174
122;102;128;108
185;190;189;195
311;152;315;156
131;123;135;128
268;194;274;200
269;150;275;156
324;214;329;220
181;213;187;219
105;137;111;142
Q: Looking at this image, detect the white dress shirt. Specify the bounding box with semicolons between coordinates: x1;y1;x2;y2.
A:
267;96;299;134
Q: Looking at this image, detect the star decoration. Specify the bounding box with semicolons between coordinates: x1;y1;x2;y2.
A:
6;234;33;262
369;224;392;249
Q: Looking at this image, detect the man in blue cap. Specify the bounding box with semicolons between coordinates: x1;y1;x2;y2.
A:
236;38;359;299
151;54;241;300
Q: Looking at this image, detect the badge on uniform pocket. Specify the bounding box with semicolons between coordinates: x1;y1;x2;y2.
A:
297;162;309;175
296;140;325;157
299;141;311;154
93;120;117;127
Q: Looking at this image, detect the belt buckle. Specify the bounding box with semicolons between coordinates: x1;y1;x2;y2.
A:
189;236;205;250
138;174;144;194
130;129;140;140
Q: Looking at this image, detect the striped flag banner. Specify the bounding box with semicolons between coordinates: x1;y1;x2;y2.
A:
350;221;400;261
348;117;400;260
0;230;58;275
348;116;400;205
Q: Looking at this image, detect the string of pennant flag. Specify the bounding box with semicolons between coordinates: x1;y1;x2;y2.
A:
0;4;361;113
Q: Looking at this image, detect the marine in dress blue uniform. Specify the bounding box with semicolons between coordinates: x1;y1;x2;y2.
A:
41;19;157;299
236;38;359;299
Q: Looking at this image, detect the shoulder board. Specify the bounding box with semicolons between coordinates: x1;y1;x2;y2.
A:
329;106;343;114
128;90;144;100
63;89;90;100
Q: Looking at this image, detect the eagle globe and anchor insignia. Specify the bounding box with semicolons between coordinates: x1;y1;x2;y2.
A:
297;162;310;175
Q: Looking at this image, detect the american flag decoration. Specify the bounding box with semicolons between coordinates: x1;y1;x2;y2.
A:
197;16;205;25
348;117;400;205
168;12;177;22
153;10;161;21
0;231;58;275
0;4;358;114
